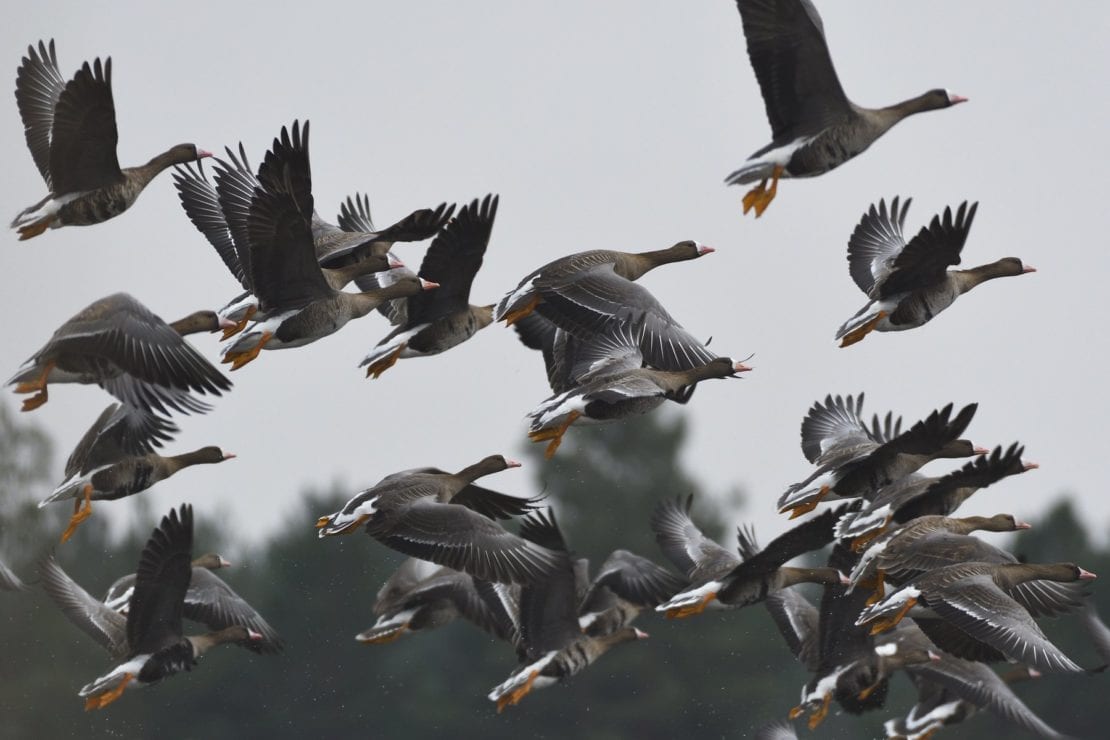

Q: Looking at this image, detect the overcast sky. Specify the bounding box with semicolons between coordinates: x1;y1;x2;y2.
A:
3;1;1109;553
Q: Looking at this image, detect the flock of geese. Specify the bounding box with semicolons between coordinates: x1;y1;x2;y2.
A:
1;1;1100;737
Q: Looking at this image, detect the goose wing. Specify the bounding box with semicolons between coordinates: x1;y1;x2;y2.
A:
48;56;123;193
14;39;68;188
735;0;852;140
39;553;128;658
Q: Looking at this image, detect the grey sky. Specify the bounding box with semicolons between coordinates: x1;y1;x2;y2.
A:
3;1;1108;551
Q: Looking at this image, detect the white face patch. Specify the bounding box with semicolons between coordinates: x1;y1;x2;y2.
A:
874;642;898;656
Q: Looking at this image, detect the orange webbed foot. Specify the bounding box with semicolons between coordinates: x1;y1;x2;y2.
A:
529;411;581;459
224;332;272;371
742;180;767;215
751;165;783;218
221;308;256;340
84;673;133;711
868;596;917;635
863;571;887;607
365;345;405;379
858;678;884;701
850;525;887;553
60;485;94;543
665;591;717;619
502;295;541;326
808;692;832;730
14;360;54;411
840;311;888;348
784;485;829;519
496;670;540;714
17;218;51;241
20;391;48;412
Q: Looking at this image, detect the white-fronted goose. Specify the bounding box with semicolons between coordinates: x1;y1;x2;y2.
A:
218;122;436;369
8;293;232;415
487;510;649;712
520;302;749;456
658;505;846;618
858;561;1097;673
507;253;725;378
173;153;448;337
798;541;896;728
725;3;966;217
41;402;234;542
359;194;499;378
357;558;515;645
315;455;558;585
528;345;749;457
757;563;857;730
781;398;983;518
884;649;1066;740
852;529;1089;654
41;506;264;710
650;495;742;617
835;443;1038;549
836;198;1035;346
101;553;282;655
11;40;211;239
856;625;942;703
495;240;713;326
577;549;687;636
847;513;1031;595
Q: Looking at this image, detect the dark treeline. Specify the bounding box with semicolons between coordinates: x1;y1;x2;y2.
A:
0;404;1105;738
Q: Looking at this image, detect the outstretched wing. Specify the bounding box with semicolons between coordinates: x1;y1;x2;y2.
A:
48;56;123;193
846;197;910;298
14;39;68;188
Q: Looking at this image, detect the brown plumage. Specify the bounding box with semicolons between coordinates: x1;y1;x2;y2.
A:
7;293;232;416
12;40;210;238
487;511;650;712
495;240;713;326
315;455;558;585
858;561;1097;673
836;198;1034;346
42;402;234;542
217;122;437;370
725;2;966;216
359;194;499;378
61;506;264;710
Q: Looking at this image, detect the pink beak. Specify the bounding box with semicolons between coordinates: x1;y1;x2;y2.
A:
972;446;990;455
948;93;969;105
248;629;264;641
634;629;649;639
1014;520;1032;530
217;316;239;331
733;362;753;373
223;452;237;461
697;244;715;256
1022;265;1037;274
1078;568;1098;580
197;149;214;159
420;279;440;290
504;457;522;469
1023;461;1040;471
